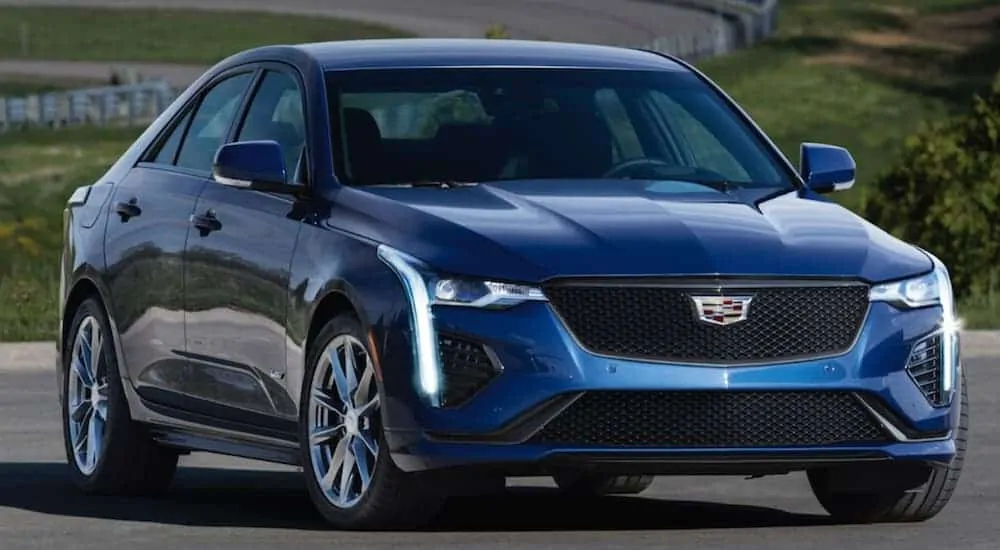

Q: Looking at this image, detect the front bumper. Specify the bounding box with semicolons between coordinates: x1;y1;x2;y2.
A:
379;298;962;474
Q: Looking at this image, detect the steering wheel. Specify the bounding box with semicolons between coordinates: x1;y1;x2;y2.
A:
602;158;677;179
602;159;732;184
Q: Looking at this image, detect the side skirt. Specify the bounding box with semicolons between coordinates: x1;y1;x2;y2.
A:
149;425;301;466
132;392;301;466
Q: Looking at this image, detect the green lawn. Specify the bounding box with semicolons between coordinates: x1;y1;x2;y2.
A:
0;7;411;64
0;79;69;97
0;76;103;98
0;127;141;341
697;0;1000;209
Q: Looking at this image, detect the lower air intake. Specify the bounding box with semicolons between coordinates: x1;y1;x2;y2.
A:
438;334;501;408
906;333;944;406
530;390;889;447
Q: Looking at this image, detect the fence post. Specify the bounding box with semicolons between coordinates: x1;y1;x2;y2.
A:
127;90;136;126
19;23;30;56
56;94;70;128
99;94;108;126
26;95;40;127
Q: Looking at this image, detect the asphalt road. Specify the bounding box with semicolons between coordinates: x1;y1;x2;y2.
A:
1;356;998;550
0;0;719;46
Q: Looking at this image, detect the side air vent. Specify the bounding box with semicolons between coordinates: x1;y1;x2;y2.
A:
906;333;944;406
438;334;502;408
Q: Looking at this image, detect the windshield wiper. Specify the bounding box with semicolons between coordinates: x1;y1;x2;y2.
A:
366;180;476;189
650;176;735;193
404;180;478;189
690;179;733;193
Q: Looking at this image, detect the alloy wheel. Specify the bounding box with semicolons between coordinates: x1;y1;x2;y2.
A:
307;334;381;509
66;316;109;476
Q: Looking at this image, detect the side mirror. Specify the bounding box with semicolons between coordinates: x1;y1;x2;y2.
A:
800;143;856;193
213;141;299;194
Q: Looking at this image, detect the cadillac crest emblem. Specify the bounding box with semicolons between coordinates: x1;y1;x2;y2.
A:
691;295;753;326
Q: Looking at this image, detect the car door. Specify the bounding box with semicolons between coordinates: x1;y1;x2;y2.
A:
182;66;307;422
104;70;255;397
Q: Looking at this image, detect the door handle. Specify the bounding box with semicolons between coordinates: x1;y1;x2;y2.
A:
114;198;141;222
191;209;222;236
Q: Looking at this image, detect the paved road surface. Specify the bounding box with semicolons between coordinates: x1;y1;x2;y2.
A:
0;0;718;46
0;355;997;549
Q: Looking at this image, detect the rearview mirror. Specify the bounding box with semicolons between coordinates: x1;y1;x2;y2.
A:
800;143;856;193
213;141;299;194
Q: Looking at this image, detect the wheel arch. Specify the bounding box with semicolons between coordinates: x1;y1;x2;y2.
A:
60;274;129;385
289;238;414;433
61;278;103;350
300;282;389;415
306;289;362;357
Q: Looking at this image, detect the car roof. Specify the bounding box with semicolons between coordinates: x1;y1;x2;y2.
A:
291;38;688;72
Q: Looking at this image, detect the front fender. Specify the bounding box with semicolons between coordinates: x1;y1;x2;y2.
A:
286;224;411;416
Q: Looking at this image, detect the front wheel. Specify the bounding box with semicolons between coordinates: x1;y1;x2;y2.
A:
808;372;968;523
300;314;445;530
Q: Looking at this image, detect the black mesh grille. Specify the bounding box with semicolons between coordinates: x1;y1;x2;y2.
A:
907;334;943;406
531;391;889;447
543;281;870;364
438;334;500;407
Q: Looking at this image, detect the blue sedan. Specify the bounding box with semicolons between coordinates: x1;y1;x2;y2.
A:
57;38;966;530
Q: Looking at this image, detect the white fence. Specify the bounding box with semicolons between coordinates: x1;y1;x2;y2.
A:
0;80;176;133
640;0;779;61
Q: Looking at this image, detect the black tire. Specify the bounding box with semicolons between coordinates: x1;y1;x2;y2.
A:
300;313;446;530
808;371;968;523
61;297;178;495
553;472;655;496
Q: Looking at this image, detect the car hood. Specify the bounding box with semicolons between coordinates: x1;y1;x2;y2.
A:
345;179;932;283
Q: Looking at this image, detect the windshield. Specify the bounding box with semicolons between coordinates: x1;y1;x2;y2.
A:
325;68;795;189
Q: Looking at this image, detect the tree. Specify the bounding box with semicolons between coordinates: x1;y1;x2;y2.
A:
861;74;1000;299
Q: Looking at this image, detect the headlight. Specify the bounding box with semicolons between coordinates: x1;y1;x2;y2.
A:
376;244;546;407
871;255;961;400
869;269;943;309
433;279;546;308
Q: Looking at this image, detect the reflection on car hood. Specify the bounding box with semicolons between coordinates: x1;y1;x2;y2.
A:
346;179;933;283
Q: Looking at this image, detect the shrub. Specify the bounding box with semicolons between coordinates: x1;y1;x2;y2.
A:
860;74;1000;299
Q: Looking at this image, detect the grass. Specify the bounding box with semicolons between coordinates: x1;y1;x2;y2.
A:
0;7;411;65
960;293;1000;330
0;127;140;341
697;0;1000;210
0;77;103;98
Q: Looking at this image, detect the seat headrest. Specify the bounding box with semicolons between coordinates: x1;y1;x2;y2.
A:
265;120;303;144
343;107;382;143
341;108;384;183
517;109;613;177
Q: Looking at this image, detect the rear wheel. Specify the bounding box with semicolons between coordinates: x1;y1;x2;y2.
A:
808;372;968;523
61;297;178;495
553;472;655;496
300;314;446;530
